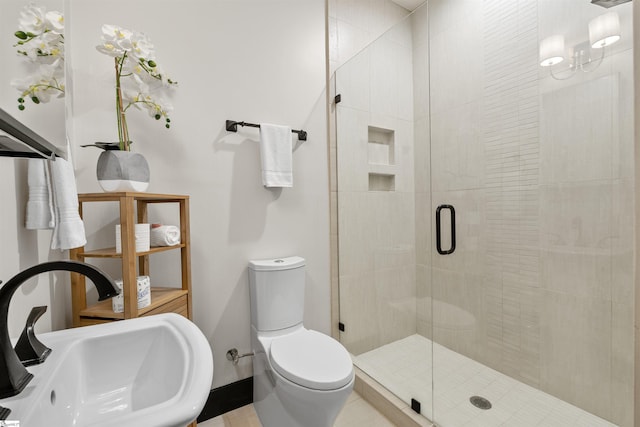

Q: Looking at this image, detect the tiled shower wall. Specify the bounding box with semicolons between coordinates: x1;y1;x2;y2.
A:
411;4;431;340
335;14;417;355
328;0;413;341
334;0;635;425
328;0;412;75
418;0;635;425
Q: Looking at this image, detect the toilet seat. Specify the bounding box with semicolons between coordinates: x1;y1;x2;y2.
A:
269;330;353;391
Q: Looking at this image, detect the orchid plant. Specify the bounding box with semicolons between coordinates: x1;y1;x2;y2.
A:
11;4;65;110
96;24;177;151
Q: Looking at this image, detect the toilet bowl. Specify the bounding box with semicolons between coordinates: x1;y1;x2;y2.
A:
249;257;354;427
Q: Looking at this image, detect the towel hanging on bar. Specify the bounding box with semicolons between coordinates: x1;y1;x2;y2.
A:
259;123;293;188
226;120;307;141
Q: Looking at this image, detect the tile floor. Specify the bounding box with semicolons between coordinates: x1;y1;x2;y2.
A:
197;334;619;427
355;334;618;427
197;391;394;427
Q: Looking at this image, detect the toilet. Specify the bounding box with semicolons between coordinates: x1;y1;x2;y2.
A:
249;256;354;427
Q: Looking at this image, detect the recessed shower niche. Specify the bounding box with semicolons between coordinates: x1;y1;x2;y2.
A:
367;126;396;191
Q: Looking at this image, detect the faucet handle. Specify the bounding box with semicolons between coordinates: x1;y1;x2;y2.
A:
14;306;51;367
0;405;10;420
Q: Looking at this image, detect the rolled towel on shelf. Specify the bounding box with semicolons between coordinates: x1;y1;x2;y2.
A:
150;224;181;247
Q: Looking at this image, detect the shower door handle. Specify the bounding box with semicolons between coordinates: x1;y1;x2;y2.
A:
436;204;456;255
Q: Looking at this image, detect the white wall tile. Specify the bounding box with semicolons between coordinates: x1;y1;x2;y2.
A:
430;102;484;192
610;302;634;427
370;38;400;118
540;74;618;184
540;290;612;419
336;107;371;192
336;48;371;112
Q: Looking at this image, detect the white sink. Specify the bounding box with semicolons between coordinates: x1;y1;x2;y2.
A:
1;313;213;427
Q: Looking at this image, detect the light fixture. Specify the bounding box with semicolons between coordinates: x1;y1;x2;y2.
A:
589;12;620;48
539;11;621;80
539;35;565;67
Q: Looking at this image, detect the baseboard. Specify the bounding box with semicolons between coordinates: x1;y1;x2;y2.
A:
197;377;253;422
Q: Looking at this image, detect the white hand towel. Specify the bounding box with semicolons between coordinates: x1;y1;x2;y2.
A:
259;123;293;188
150;224;181;247
50;143;86;250
25;159;54;229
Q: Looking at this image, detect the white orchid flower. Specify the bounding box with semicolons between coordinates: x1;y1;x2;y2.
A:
40;59;65;80
96;41;125;57
17;31;62;60
12;4;65;110
18;4;46;34
11;76;32;94
153;97;173;115
120;59;144;77
37;31;63;55
121;87;141;106
17;39;41;60
101;24;133;43
93;23;177;145
144;63;176;87
129;32;155;61
131;73;149;90
122;81;172;119
141;95;173;119
45;11;64;34
96;25;133;57
121;75;149;103
11;62;64;105
105;24;135;51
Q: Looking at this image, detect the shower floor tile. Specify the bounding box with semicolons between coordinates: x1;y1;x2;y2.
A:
353;334;617;427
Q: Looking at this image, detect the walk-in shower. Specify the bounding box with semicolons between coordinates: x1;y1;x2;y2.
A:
332;0;635;425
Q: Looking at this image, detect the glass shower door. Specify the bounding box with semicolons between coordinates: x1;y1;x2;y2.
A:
428;0;635;426
334;8;435;421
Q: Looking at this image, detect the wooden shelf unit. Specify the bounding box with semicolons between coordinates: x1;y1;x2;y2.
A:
70;192;192;327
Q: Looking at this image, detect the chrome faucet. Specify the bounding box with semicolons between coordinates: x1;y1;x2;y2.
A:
0;261;118;399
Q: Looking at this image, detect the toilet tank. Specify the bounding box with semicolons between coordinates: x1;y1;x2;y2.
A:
249;256;306;331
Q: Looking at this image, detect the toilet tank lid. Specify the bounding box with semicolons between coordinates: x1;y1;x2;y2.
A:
249;256;305;271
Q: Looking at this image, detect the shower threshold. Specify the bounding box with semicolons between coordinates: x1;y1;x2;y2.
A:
353;335;617;427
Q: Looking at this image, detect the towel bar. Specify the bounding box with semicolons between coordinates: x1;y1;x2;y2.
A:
225;120;307;141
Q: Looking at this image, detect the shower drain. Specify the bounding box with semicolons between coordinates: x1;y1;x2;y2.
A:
470;396;492;410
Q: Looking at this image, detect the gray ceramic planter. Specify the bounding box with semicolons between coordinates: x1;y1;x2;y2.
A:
96;150;150;192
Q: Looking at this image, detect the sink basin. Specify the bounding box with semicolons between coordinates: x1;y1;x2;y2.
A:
1;313;213;427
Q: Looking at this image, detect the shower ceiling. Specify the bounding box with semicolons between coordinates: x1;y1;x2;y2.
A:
389;0;425;11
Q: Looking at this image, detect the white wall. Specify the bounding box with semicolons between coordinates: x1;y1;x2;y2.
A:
64;0;328;389
0;0;70;338
2;0;328;391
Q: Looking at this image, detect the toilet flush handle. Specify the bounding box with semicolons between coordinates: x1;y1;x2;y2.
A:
226;348;255;365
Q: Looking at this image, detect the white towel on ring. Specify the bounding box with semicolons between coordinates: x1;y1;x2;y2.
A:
150;225;181;246
25;146;86;250
259;123;293;188
26;159;54;230
50;142;86;250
